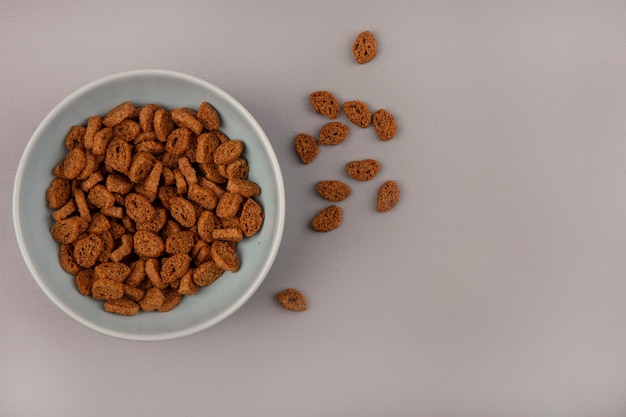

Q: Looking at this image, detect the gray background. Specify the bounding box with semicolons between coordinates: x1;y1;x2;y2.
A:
2;1;626;416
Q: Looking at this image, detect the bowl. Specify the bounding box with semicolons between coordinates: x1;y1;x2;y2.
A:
13;69;285;341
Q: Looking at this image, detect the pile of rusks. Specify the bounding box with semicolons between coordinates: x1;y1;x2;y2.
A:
293;31;401;234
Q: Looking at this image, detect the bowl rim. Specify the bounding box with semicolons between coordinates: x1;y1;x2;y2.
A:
12;69;285;341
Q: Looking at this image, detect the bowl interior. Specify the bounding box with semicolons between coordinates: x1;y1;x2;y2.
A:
13;70;284;341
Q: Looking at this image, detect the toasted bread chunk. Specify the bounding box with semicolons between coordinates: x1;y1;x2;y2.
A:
309;90;340;119
352;30;377;64
311;205;343;232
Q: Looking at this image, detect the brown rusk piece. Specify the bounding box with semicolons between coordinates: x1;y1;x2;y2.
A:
214;140;244;165
84;116;102;150
157;288;182;312
153;108;174;142
51;216;88;244
138;104;161;132
73;234;104;268
124;193;156;223
192;260;224;287
140;287;165;311
352;30;377;64
211;241;240;272
311;205;343;232
376;180;400;212
94;262;131;282
212;228;243;242
165;230;195;255
178;271;199;295
160;253;191;283
216;191;243;218
196;101;221;131
112;119;140;142
102;101;134;128
226;178;260;197
372;109;397;141
56;148;86;179
105;137;132;174
316;180;351;202
346;159;381;181
75;269;94;296
64;125;86;150
133;230;164;258
309;90;340;119
104;298;140;316
239;198;264;237
59;244;81;274
276;288;308;312
343;100;372;128
225;158;249;180
91;278;124;300
171;108;203;135
318;122;349;145
46;178;71;209
168;196;197;227
294;133;318;164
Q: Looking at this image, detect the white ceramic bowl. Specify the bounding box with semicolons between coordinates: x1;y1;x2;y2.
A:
13;69;285;341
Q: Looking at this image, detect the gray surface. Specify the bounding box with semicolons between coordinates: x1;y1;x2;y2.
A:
2;1;626;416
